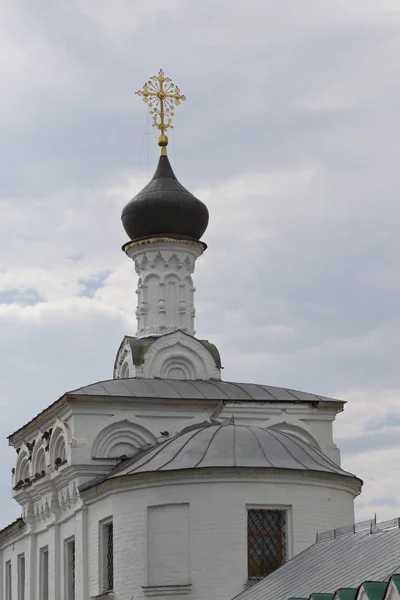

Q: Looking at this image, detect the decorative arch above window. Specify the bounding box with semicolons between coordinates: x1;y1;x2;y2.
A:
92;418;158;459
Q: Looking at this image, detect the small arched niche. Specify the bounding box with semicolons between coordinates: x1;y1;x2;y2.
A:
266;422;320;449
51;428;67;469
33;446;46;478
121;361;130;378
16;451;30;485
92;419;158;459
160;355;197;380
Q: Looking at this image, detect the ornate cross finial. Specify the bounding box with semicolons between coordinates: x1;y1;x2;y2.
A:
136;69;186;156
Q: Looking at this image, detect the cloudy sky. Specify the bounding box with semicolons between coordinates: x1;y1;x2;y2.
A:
0;0;400;528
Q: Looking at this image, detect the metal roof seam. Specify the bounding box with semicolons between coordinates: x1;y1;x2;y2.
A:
155;379;186;398
266;428;311;470
192;380;231;399
157;427;211;471
192;425;225;468
228;382;254;400
276;429;351;475
118;432;186;474
245;426;275;468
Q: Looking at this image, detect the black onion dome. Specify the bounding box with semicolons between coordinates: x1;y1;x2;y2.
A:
121;155;209;242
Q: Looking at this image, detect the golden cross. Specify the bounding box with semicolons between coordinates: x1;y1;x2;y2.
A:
136;69;186;156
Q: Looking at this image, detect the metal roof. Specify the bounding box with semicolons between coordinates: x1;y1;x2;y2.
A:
81;423;357;490
68;378;341;403
232;523;400;600
7;378;342;443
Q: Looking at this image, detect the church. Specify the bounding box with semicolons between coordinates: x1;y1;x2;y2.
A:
0;71;362;600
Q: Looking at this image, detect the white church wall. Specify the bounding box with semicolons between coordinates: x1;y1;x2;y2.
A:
147;503;190;588
1;539;22;600
9;397;341;482
87;498;117;598
83;470;357;600
3;395;349;600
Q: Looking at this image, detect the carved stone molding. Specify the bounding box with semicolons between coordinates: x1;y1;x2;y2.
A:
125;240;204;339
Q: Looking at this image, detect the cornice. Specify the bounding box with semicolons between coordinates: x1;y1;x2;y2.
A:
8;398;71;448
81;467;362;504
0;518;26;548
123;237;205;253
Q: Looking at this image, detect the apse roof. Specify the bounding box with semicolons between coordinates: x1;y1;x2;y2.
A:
232;520;400;600
80;423;358;491
67;378;342;403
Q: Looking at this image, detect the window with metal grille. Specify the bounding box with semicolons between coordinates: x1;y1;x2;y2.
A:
17;554;25;600
247;509;286;580
100;520;114;593
65;538;75;600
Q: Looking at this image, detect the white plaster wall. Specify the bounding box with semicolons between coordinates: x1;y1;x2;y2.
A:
1;535;29;600
0;470;357;600
68;399;341;467
85;471;357;600
0;511;87;600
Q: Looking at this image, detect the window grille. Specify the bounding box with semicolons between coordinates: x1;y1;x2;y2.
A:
247;509;286;580
106;523;114;590
101;521;114;592
72;541;75;598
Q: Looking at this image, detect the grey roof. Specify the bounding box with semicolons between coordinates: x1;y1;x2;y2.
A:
68;378;342;403
81;423;357;490
7;378;342;443
232;526;400;600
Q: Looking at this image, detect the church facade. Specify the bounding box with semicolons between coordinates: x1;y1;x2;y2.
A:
0;71;362;600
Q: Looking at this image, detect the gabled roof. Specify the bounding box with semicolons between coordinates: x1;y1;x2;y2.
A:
389;576;400;593
272;577;399;600
360;582;387;600
232;521;400;600
334;589;357;600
